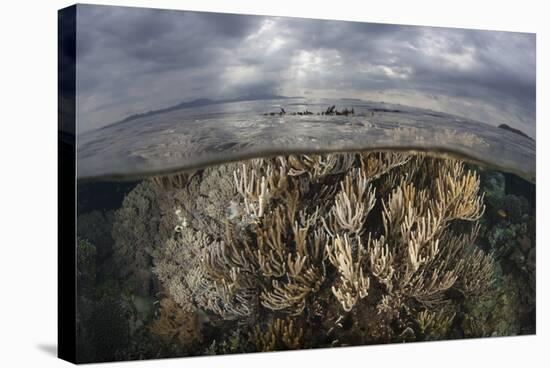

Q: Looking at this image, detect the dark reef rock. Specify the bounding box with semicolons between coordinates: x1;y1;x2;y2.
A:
263;106;355;116
504;173;535;209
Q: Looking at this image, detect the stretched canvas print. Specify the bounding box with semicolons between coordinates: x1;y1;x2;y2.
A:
58;4;536;363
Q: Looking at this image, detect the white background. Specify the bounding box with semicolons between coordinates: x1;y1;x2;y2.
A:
0;0;547;366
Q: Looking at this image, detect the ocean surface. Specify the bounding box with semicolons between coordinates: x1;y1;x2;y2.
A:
77;97;535;182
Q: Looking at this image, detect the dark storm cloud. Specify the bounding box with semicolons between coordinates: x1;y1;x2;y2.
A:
76;4;536;136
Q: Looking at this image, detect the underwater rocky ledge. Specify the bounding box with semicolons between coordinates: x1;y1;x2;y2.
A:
75;151;536;363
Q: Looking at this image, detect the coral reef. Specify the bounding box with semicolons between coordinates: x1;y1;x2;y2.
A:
476;169;536;334
77;238;97;296
415;306;456;340
151;151;495;349
461;269;521;338
111;181;172;294
76;238;97;362
203;327;253;356
251;318;305;351
79;150;535;361
77;210;115;262
90;297;131;360
150;297;203;346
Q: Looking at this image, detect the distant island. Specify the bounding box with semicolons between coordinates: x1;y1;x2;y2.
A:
116;94;301;125
498;124;534;141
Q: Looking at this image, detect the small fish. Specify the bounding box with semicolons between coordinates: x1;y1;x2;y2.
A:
497;209;507;218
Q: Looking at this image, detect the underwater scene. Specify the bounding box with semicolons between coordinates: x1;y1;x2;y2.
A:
66;4;536;363
76;146;535;363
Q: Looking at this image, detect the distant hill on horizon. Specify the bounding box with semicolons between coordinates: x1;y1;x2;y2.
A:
114;94;301;126
498;124;534;141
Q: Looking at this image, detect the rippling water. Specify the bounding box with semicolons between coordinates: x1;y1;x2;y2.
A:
77;98;535;182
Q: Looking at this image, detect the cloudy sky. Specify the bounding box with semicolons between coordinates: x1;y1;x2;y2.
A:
75;4;536;137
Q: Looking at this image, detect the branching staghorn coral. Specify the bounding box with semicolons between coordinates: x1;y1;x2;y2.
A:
328;168;376;235
198;194;327;316
359;151;412;180
230;161;280;221
251;317;304;351
256;204;326;313
233;159;288;220
200;237;259;319
326;234;370;312
150;172;190;191
455;240;494;297
330;155;491;319
234;163;269;219
363;160;489;311
416;306;456;340
434;160;486;221
286;153;355;179
148;150;494;348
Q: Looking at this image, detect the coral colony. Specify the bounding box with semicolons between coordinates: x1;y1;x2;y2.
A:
74;151;536;361
150;153;491;329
